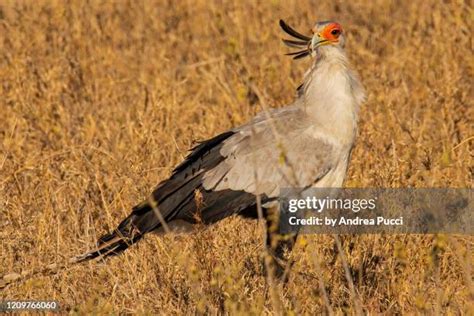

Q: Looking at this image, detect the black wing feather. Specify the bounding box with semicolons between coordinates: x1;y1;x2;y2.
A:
76;130;268;261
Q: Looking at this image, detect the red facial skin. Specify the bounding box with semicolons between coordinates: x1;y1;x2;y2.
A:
320;23;343;42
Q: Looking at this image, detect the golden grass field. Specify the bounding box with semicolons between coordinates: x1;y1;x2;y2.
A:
0;0;472;314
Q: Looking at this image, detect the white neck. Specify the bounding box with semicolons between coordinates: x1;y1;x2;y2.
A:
301;45;365;147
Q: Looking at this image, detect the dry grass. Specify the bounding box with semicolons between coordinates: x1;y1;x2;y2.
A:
0;0;473;314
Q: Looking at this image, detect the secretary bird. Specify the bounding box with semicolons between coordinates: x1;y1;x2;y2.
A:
76;20;365;269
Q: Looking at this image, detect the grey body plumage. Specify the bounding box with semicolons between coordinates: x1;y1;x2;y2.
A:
76;19;365;263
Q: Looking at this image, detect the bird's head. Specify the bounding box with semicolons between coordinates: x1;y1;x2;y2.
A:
311;21;344;49
280;20;345;60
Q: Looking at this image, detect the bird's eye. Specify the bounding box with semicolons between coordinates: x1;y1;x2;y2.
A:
331;29;341;36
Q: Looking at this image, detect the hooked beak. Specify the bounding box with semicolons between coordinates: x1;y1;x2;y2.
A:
309;26;330;49
311;34;330;50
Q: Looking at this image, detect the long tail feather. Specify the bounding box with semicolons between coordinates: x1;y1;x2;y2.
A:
73;214;144;262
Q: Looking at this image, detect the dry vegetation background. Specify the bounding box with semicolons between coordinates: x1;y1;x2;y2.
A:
0;0;472;314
